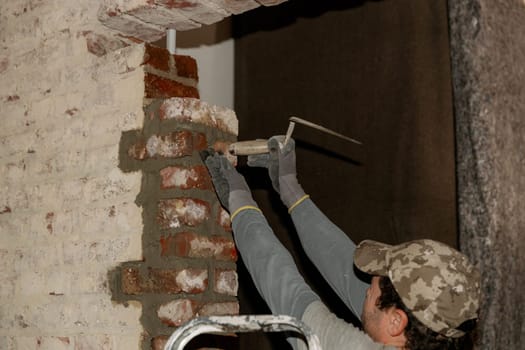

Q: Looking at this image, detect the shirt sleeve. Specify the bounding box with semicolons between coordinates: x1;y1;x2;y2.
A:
232;208;320;320
289;198;370;319
298;301;396;350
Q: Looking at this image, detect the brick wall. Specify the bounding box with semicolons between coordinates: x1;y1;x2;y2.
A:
0;1;239;349
116;92;240;348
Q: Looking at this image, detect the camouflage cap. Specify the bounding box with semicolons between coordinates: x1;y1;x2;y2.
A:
354;239;480;338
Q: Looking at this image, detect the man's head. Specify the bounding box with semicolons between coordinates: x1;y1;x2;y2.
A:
360;276;408;347
354;239;480;347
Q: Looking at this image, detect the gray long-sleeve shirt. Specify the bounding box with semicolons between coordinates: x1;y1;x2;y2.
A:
232;202;395;350
289;198;370;318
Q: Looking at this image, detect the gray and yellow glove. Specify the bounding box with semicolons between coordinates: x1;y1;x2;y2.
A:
202;150;260;220
247;136;308;211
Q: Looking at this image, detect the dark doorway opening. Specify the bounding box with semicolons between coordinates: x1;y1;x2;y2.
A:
233;1;456;348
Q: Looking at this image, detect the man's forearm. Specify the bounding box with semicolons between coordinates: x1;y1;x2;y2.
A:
232;209;319;320
289;198;369;318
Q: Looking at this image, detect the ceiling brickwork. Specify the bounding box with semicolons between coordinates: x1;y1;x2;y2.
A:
99;0;288;42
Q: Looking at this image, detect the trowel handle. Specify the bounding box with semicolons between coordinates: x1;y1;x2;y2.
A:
229;140;269;155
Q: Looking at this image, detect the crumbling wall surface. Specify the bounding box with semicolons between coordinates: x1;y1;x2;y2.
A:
116;96;240;350
448;1;525;348
98;0;289;42
0;0;243;347
0;1;146;348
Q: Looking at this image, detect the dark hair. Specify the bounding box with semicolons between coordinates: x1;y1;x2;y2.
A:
377;276;472;350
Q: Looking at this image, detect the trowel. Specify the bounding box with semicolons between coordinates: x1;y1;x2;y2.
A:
228;116;362;156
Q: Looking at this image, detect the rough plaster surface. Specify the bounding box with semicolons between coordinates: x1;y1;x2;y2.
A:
0;1;147;348
448;0;525;348
98;0;289;41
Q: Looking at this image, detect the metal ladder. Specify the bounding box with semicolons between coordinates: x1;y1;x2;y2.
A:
163;314;322;350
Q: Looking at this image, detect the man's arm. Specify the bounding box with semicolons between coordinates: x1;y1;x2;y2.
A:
203;152;385;349
232;208;319;319
233;209;392;350
248;136;369;318
202;151;318;319
289;197;369;319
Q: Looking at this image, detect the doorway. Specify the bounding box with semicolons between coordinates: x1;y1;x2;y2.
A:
233;1;456;348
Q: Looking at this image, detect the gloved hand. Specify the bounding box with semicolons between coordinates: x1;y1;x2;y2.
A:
202;150;259;218
248;136;307;210
247;135;283;193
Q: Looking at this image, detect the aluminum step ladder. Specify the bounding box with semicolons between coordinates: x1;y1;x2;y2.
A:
164;314;322;350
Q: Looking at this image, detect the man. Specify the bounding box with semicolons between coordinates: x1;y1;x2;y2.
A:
202;136;480;350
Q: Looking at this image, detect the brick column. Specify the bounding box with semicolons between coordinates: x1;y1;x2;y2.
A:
112;44;239;349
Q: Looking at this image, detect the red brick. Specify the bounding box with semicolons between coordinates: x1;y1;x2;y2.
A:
212;140;230;154
193;132;208;151
159;234;176;256
121;267;142;295
213;104;238;134
158;98;238;136
160;232;237;261
158;299;198;327
173;55;198;80
160;165;212;190
128;139;148;160
217;207;232;232
145;73;199;99
154;131;193;158
214;269;238;296
151;336;168;350
130;131;195;159
144;43;170;71
121;267;208;294
198;301;239;317
148;268;184;294
157;198;211;228
122;267;171;295
159;98;211;123
175;268;208;293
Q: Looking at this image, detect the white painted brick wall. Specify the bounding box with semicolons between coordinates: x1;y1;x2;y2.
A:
0;1;146;348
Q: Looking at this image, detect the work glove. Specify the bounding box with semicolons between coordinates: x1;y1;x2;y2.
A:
202;150;259;218
248;136;307;210
246;135;283;193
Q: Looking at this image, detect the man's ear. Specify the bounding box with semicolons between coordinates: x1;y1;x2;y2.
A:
387;308;409;337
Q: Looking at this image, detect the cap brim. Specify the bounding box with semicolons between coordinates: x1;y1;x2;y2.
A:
354;240;392;276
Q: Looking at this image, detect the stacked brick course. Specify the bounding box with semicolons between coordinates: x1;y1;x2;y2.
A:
113;44;240;348
144;44;200;99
